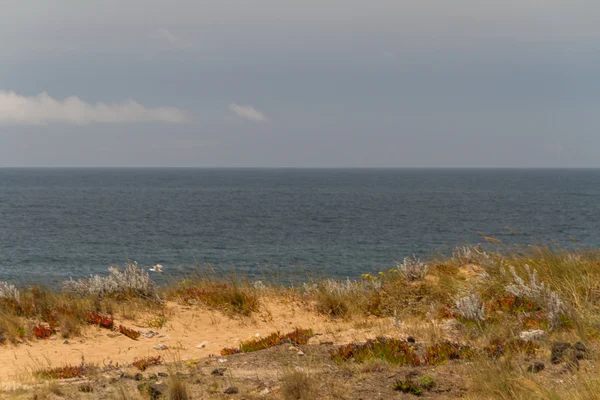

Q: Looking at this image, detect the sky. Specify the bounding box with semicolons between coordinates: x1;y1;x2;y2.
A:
1;0;599;167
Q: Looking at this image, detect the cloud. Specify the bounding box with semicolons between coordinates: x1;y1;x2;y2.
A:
0;91;187;125
228;103;268;123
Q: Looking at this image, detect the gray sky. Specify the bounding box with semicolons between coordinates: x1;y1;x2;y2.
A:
1;0;599;167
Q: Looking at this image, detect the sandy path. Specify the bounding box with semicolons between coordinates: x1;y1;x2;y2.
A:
0;298;396;389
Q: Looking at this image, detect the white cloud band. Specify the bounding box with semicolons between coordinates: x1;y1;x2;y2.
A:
228;103;268;122
0;91;187;125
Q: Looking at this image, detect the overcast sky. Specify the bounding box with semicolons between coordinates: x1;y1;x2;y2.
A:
1;0;599;167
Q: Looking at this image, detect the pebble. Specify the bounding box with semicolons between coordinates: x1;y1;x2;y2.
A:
288;346;298;351
154;344;168;350
224;386;239;394
196;341;208;349
62;339;69;345
297;350;305;356
218;358;228;363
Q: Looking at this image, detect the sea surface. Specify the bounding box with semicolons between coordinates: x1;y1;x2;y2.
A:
0;168;599;285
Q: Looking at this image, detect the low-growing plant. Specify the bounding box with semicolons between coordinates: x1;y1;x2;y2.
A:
393;379;423;396
133;356;162;371
119;325;141;340
87;311;114;329
35;357;89;379
331;337;421;366
423;342;474;365
33;324;54;339
419;375;436;390
221;328;314;355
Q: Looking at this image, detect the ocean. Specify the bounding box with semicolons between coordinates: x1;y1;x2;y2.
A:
1;168;599;285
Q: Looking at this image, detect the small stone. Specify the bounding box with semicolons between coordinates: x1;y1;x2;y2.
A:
134;373;144;381
259;388;270;395
288;346;298;351
407;336;416;343
527;361;545;373
297;350;305;356
255;333;261;338
62;339;69;344
157;372;168;377
49;335;57;341
211;368;226;376
218;358;228;363
140;330;158;339
158;334;171;339
519;329;548;342
224;386;239;394
153;344;168;350
196;341;208;349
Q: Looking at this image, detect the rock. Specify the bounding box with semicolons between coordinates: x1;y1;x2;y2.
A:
574;342;587;352
551;342;573;364
196;341;209;349
407;336;416;343
138;383;166;400
224;386;239;394
218;358;228;363
158;334;171;339
211;368;227;376
527;361;545;373
153;344;168;350
255;333;261;337
259;388;271;395
297;350;305;356
519;330;547;342
49;335;57;341
157;372;168;377
140;330;158;339
288;346;298;351
62;339;69;345
134;373;144;381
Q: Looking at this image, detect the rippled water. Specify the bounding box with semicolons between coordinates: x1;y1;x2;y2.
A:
1;168;599;284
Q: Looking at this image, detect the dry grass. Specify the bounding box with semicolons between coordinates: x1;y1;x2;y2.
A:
3;245;600;398
281;371;318;400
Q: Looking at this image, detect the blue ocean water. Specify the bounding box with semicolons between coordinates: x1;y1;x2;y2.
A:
0;168;599;285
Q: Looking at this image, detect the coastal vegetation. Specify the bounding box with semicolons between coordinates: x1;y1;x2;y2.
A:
2;243;600;398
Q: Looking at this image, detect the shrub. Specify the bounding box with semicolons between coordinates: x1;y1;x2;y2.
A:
175;283;259;316
505;265;564;329
397;256;428;281
455;294;486;322
119;325;141;340
63;262;158;300
0;281;20;303
281;371;318;400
